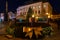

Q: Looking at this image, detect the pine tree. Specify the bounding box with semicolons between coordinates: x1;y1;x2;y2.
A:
26;7;33;22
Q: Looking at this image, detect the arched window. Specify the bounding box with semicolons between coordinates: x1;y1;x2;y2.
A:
38;10;40;14
35;11;37;14
33;6;35;9
39;6;41;8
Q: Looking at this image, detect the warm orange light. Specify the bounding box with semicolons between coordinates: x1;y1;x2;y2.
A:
23;27;26;32
48;15;50;18
36;16;38;19
28;28;32;32
46;13;48;15
28;28;31;31
23;27;32;32
32;15;34;18
37;27;42;31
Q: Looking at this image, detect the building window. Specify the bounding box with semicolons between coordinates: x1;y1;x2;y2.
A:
35;11;37;14
43;4;46;8
38;10;40;14
33;6;35;9
39;6;41;8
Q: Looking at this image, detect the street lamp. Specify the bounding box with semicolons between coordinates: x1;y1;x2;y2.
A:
46;13;48;15
46;13;51;18
48;15;50;18
35;16;38;22
32;14;35;18
36;16;38;19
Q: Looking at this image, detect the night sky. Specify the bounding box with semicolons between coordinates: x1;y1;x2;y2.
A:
0;0;60;14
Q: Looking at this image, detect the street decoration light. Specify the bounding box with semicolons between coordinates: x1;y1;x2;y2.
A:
28;27;32;32
25;27;42;39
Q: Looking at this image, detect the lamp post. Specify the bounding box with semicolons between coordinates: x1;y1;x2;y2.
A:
46;13;51;18
31;14;35;27
32;14;35;18
46;13;52;23
5;0;8;22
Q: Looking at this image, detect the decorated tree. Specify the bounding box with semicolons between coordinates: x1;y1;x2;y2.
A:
26;7;33;22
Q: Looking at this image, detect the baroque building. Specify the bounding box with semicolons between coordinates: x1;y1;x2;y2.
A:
8;11;16;21
16;2;52;20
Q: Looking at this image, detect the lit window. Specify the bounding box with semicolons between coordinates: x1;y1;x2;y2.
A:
43;4;46;8
39;6;41;8
38;11;40;14
48;15;50;18
33;6;35;9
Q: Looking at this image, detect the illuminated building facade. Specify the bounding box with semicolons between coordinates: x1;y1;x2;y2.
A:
51;14;60;19
16;2;52;20
0;13;4;22
8;12;16;21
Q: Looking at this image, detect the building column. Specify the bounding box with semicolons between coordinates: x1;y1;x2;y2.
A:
37;8;38;15
34;10;35;14
40;2;43;15
22;11;23;15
